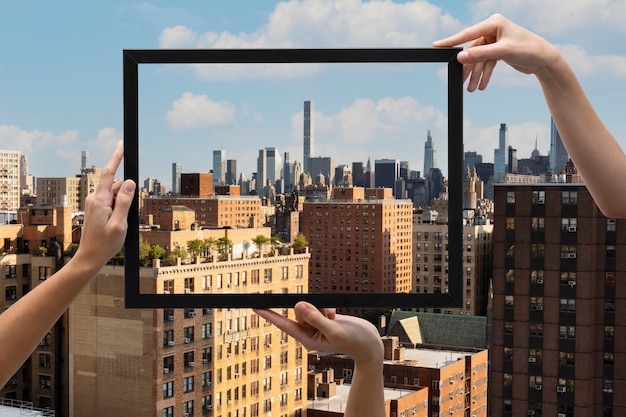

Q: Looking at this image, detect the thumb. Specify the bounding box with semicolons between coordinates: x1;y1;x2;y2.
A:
294;302;333;332
110;180;136;224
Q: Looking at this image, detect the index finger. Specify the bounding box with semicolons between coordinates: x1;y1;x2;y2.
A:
433;16;501;47
97;141;124;192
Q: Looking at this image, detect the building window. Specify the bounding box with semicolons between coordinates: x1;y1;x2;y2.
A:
506;191;515;204
560;299;576;311
605;326;615;339
505;217;515;230
559;325;575;339
531;190;545;204
530;322;543;336
531;270;544;284
561;217;577;231
183;376;194;393
530;297;544;311
531;217;544;230
531;244;544;258
163;381;174;399
39;266;50;280
559;352;575;366
504;296;514;308
562;191;578;205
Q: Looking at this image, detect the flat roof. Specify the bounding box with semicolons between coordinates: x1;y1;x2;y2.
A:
307;383;417;413
392;348;467;368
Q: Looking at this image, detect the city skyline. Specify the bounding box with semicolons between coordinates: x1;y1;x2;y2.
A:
3;1;626;184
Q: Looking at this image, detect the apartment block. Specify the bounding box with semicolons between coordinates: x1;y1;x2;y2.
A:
491;183;626;417
413;210;493;316
142;195;264;229
36;167;102;212
0;150;20;211
301;187;413;299
68;229;311;417
0;205;75;412
311;336;488;417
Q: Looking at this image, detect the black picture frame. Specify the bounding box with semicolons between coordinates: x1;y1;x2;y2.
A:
123;47;463;309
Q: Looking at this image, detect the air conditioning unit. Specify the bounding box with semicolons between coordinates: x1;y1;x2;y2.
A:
527;411;535;416
203;359;208;364
185;288;192;293
163;368;169;374
557;386;566;393
537;198;545;204
189;362;195;367
184;337;191;344
567;253;577;258
234;373;240;378
168;341;175;347
242;349;246;353
536;305;543;311
568;225;577;232
534;384;542;390
168;315;174;321
227;283;232;288
206;405;213;411
189;312;196;317
568;280;576;286
207;334;213;339
528;357;536;363
184;413;190;417
536;279;544;284
163;290;170;294
558;414;566;417
227;400;232;405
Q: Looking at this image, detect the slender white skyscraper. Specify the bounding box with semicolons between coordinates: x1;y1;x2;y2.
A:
549;117;569;174
424;129;437;178
172;162;182;195
212;149;226;186
303;100;314;174
494;123;509;175
81;150;90;171
256;148;267;196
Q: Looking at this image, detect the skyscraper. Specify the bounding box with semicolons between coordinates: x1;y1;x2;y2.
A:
307;156;334;185
549;117;569;174
225;159;237;185
303;100;314;174
171;162;182;195
494;123;509;175
212;149;225;186
0;149;21;210
283;152;292;192
374;159;399;190
265;147;282;184
423;129;437;178
256;148;267;196
81;150;90;171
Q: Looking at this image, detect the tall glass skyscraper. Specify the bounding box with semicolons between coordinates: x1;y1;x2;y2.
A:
549;117;569;174
424;129;437;178
212;149;225;186
265;147;282;184
494;123;508;175
303;100;314;174
171;162;182;195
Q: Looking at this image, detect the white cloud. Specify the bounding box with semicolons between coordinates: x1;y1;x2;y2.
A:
157;0;461;81
166;92;236;130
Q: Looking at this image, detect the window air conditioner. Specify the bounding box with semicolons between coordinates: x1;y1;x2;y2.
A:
184;337;191;344
557;386;566;393
527;411;535;416
168;315;174;321
206;405;213;411
558;414;566;417
568;280;576;286
536;305;543;311
537;198;545;204
189;312;196;317
163;368;169;374
536;279;543;284
568;225;577;232
189;362;195;367
203;359;208;364
528;357;536;363
168;341;175;346
567;253;577;258
534;384;542;390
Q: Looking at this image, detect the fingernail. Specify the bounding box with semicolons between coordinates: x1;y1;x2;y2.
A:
123;181;136;193
457;51;468;61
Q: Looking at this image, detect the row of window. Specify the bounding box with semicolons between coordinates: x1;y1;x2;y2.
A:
506;190;578;205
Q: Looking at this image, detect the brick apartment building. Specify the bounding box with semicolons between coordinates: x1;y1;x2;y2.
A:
68;227;311;417
491;183;626;417
301;187;413;302
413;209;493;316
0;204;75;412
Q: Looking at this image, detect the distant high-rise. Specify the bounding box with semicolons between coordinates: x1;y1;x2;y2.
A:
374;159;399;191
171;162;182;195
19;154;34;196
507;146;517;173
464;151;483;173
225;159;237;185
283;152;292;192
494;123;509;175
256;148;267;196
0;150;20;210
399;161;410;180
303;100;314;174
307;156;334;185
81;150;90;171
212;149;225;186
265;147;282;183
550;117;569;173
424;129;437;178
352;162;365;187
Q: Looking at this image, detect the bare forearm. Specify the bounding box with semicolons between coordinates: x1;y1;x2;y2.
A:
0;258;95;386
345;360;386;417
537;52;626;218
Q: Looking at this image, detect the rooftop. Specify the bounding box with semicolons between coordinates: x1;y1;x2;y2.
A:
307;383;418;413
0;399;54;417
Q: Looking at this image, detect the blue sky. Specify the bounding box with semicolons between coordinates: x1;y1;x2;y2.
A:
3;1;626;189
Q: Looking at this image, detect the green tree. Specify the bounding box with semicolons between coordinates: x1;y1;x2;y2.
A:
173;247;188;260
292;233;308;253
149;244;166;261
187;239;204;258
203;237;217;258
252;234;269;256
216;236;233;260
139;236;151;266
